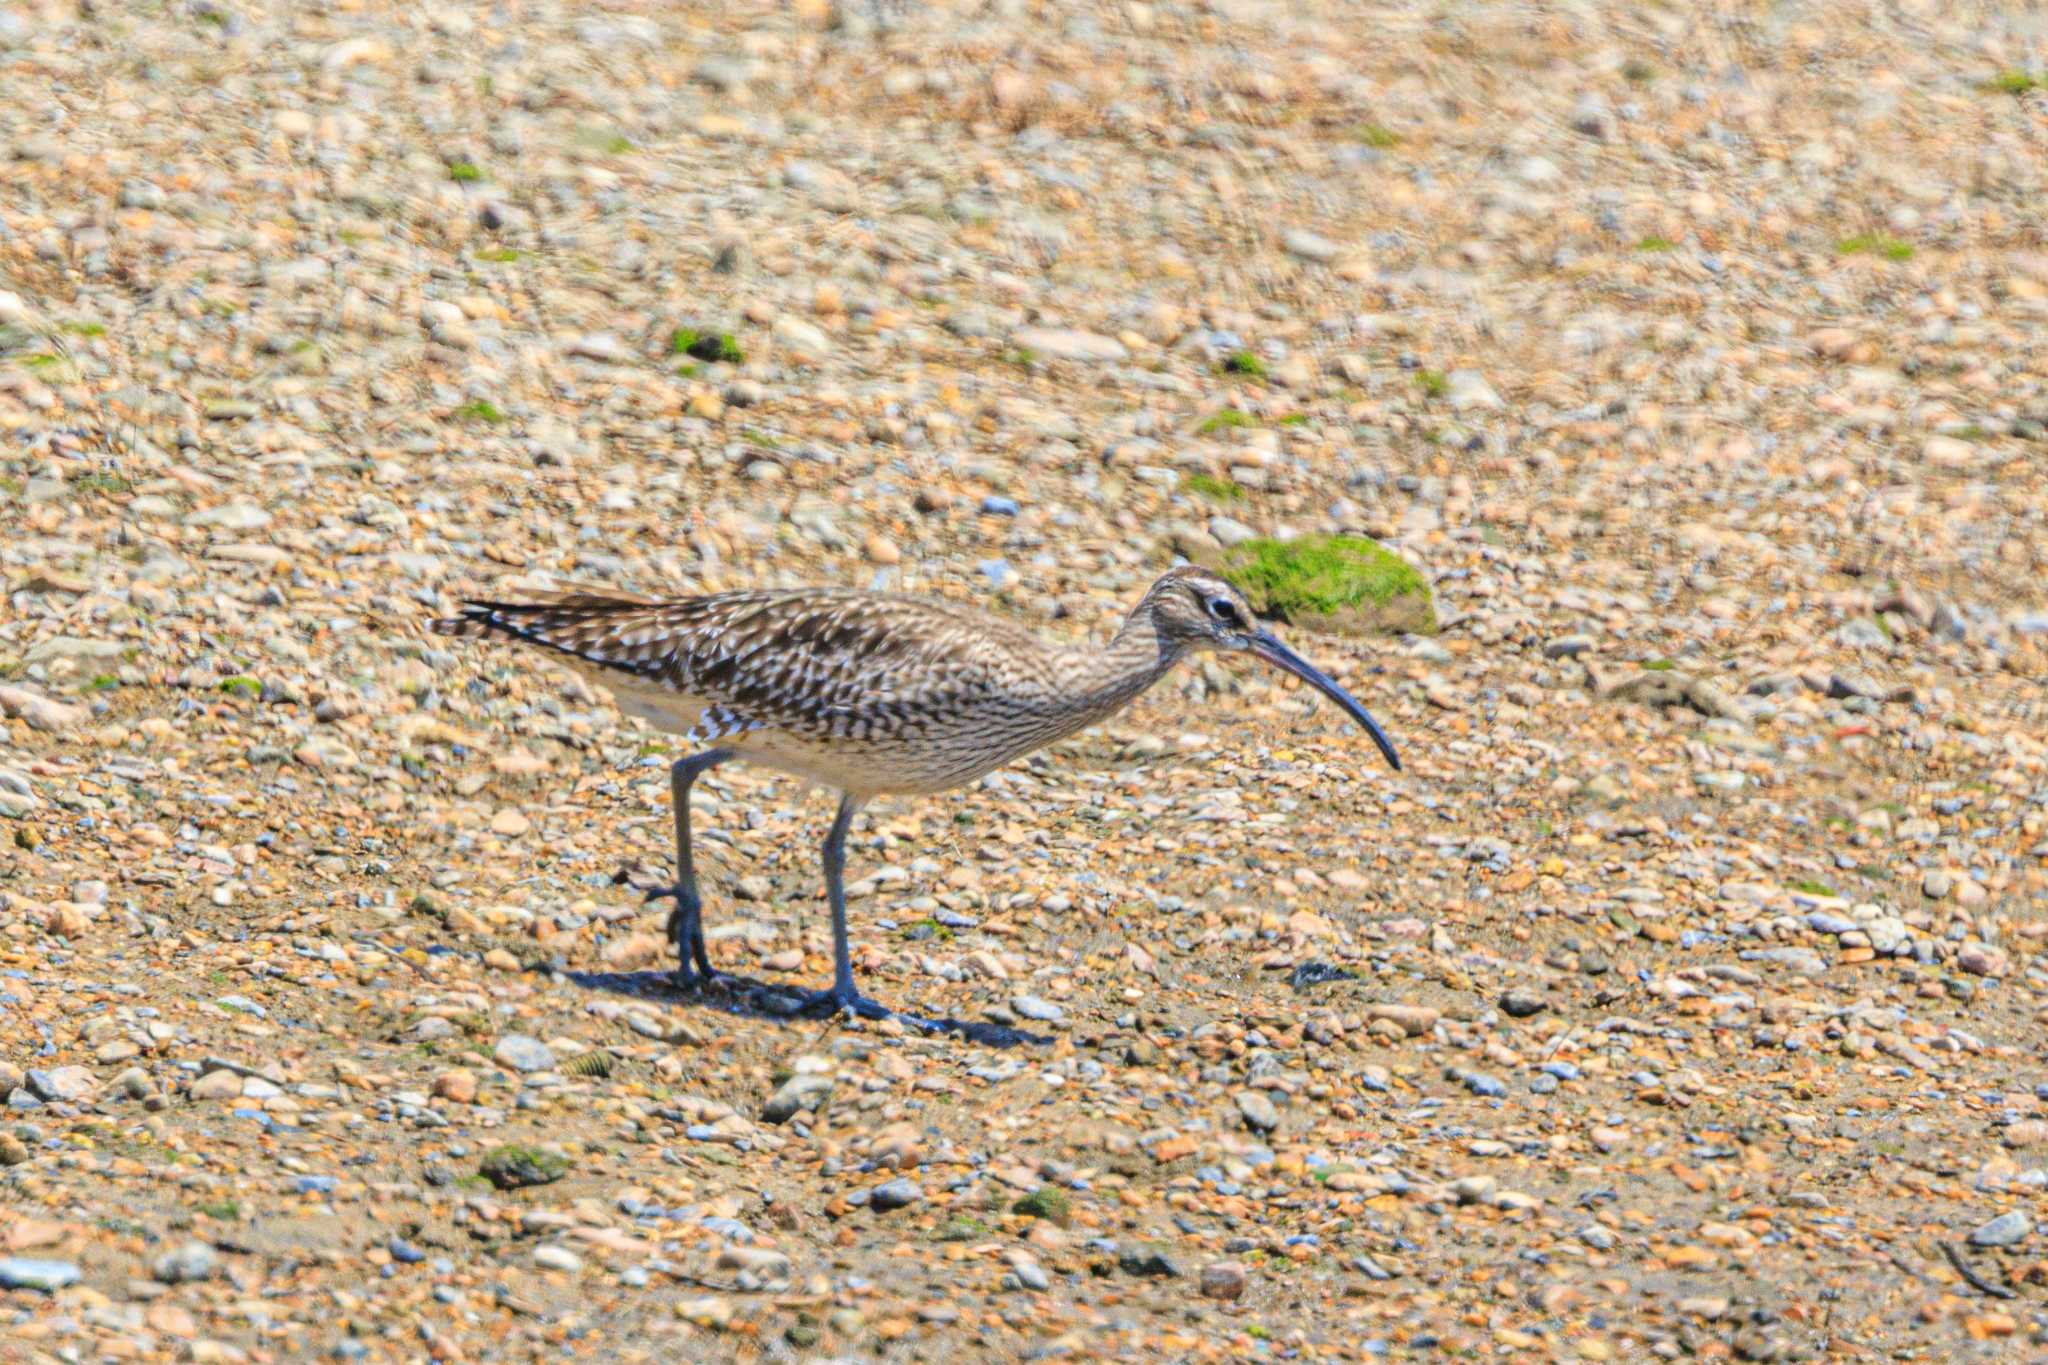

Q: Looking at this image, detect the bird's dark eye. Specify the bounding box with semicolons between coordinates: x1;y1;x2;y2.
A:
1207;596;1241;626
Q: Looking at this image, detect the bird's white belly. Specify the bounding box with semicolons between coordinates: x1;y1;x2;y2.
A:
584;670;706;736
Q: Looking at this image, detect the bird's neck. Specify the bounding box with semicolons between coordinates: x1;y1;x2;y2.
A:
1059;608;1183;726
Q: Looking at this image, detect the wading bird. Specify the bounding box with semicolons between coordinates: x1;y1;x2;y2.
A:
433;565;1399;1022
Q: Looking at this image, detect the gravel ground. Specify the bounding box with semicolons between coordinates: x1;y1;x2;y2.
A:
5;0;2048;1360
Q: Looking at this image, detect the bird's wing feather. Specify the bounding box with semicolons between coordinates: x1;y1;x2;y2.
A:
431;589;1049;736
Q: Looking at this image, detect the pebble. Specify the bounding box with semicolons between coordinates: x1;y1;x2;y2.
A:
26;1066;94;1103
1200;1261;1247;1300
1236;1090;1281;1132
869;1179;924;1212
1282;229;1340;264
533;1245;583;1273
0;1259;81;1292
762;1073;835;1124
152;1242;219;1284
491;1035;555;1073
1011;327;1128;363
1971;1212;2032;1248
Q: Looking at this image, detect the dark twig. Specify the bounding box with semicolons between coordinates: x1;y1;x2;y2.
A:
1942;1241;2017;1300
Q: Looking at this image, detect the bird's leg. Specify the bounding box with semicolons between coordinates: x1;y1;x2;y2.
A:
646;749;732;989
794;794;904;1022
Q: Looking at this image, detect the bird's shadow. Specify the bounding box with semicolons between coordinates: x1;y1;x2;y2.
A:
562;968;1053;1049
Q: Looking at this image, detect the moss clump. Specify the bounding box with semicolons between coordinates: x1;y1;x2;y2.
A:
1219;534;1434;636
1220;351;1267;379
479;1144;568;1190
1197;409;1253;435
670;328;744;364
1836;234;1913;262
217;676;262;699
1981;69;2042;95
1011;1187;1072;1224
446;161;483;183
1184;473;1244;502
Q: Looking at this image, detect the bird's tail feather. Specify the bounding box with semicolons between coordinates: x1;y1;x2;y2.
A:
430;590;682;677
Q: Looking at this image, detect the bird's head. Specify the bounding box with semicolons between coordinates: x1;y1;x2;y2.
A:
1139;564;1401;770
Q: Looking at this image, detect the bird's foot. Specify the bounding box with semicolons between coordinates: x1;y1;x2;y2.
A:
797;987;892;1021
789;986;940;1030
671;962;732;993
649;886;724;990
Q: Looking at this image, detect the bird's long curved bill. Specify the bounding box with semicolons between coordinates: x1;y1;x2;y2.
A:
1248;630;1401;771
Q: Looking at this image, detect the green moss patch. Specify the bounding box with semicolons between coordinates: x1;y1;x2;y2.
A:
1011;1187;1072;1224
1184;473;1244;502
479;1143;568;1190
1218;534;1434;636
670;328;744;364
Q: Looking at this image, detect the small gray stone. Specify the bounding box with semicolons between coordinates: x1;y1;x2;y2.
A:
1117;1248;1181;1278
1444;369;1502;411
1010;327;1127;364
1498;989;1546;1019
1207;515;1256;548
762;1073;834;1124
1544;634;1595;659
152;1241;218;1284
1282;228;1339;263
0;1258;80;1292
1971;1211;2032;1248
534;1245;582;1272
716;1244;792;1279
1010;995;1063;1023
1569;93;1610;139
119;178;167;209
493;1035;555;1073
26;1066;94;1103
1236;1090;1280;1133
566;332;629;364
869;1179;923;1212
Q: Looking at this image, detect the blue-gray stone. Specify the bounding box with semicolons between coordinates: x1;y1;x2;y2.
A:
0;1258;79;1291
152;1241;218;1284
491;1034;555;1073
870;1178;923;1211
1971;1211;2032;1248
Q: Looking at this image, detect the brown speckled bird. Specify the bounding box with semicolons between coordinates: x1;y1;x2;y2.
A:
431;565;1399;1023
